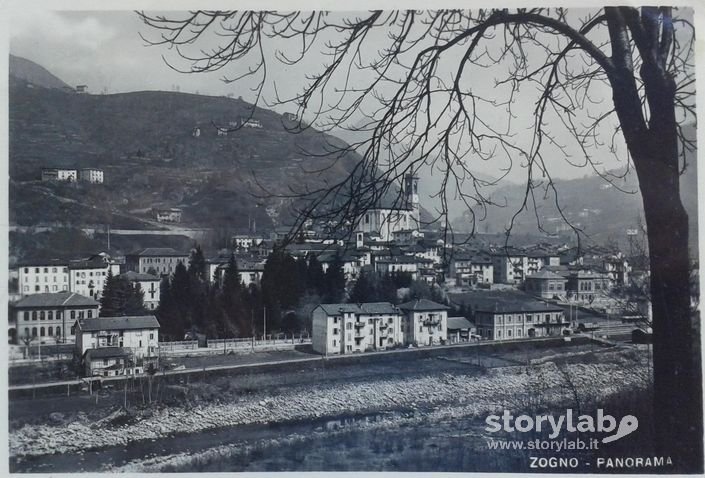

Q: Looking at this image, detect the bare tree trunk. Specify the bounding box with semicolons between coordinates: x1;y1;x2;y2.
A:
635;144;701;470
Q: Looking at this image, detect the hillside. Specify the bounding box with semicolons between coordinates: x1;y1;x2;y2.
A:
9;54;70;90
452;126;698;253
9;58;369;232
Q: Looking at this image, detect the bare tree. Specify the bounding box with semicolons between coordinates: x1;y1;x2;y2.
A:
138;8;699;469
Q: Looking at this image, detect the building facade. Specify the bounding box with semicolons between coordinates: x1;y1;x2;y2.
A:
120;271;161;310
125;248;189;276
18;260;70;295
78;168;104;183
312;302;404;355
355;174;420;242
524;270;568;299
41;168;77;182
398;299;449;347
474;301;567;340
10;292;100;344
69;258;121;302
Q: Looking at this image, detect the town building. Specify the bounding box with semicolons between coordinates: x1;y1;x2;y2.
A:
120;271;162;310
566;270;611;302
447;316;477;343
75;315;160;376
210;258;266;287
232;234;264;250
17;260;70;295
355;174;420;242
398;298;450;347
373;255;420;279
10;292;100;344
68;257;120;302
473;299;568;340
524;270;568;299
78;168;104;183
311;302;404;355
491;248;529;284
41;167;78;182
154;208;182;223
125;248;189;276
450;253;494;286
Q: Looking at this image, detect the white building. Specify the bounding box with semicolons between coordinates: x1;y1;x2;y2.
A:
69;257;120;302
120;271;162;310
75;316;161;375
398;299;449;347
154;208;182;223
18;260;70;295
41;168;77;182
312;302;404;355
78;168;104;183
373;256;420;279
10;292;100;344
450;253;494;286
356;174;420;242
473;300;568;340
126;248;189;276
491;249;530;284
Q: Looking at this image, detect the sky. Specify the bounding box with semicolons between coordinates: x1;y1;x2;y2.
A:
7;7;698;219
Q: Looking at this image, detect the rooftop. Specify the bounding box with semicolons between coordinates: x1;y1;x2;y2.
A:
397;298;450;311
77;315;161;332
85;346;130;360
13;292;99;308
447;317;475;330
129;248;188;257
526;270;568;280
120;271;161;282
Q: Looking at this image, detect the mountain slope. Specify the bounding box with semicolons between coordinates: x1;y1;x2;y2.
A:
9;55;70;90
9;79;366;231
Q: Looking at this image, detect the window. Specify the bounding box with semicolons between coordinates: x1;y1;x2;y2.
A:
35;268;39;273
24;268;28;273
24;327;29;337
44;268;48;273
23;311;29;321
48;326;53;336
40;311;45;320
52;267;57;273
497;330;502;338
545;314;550;322
35;285;40;292
346;323;352;330
39;327;45;337
150;333;154;340
71;311;76;319
103;359;108;365
56;326;61;337
526;314;532;323
507;329;512;337
517;329;523;337
333;328;339;335
31;311;37;321
48;311;53;320
52;286;57;291
87;310;93;318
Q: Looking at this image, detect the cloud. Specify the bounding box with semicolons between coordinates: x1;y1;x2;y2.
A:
10;9;116;51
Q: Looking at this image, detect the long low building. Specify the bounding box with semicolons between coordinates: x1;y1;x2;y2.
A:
311;299;449;355
474;300;568;340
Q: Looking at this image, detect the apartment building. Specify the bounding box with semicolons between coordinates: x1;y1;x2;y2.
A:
398;298;450;347
125;248;189;276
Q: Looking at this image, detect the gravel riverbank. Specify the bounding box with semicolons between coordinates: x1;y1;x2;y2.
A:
10;353;648;460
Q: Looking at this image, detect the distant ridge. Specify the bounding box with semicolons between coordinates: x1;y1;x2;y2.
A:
9;54;70;90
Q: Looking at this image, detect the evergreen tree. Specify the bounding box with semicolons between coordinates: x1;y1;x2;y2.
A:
124;282;147;316
99;269;118;317
188;244;207;282
349;271;374;304
306;254;326;296
323;254;346;303
220;253;245;335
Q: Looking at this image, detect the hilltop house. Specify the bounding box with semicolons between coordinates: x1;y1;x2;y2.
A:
10;292;99;344
78;168;104;183
154;207;182;223
41;167;77;182
312;302;404;355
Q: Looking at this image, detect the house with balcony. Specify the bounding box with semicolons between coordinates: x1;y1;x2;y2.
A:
311;302;404;355
398;298;450;347
75;315;160;376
